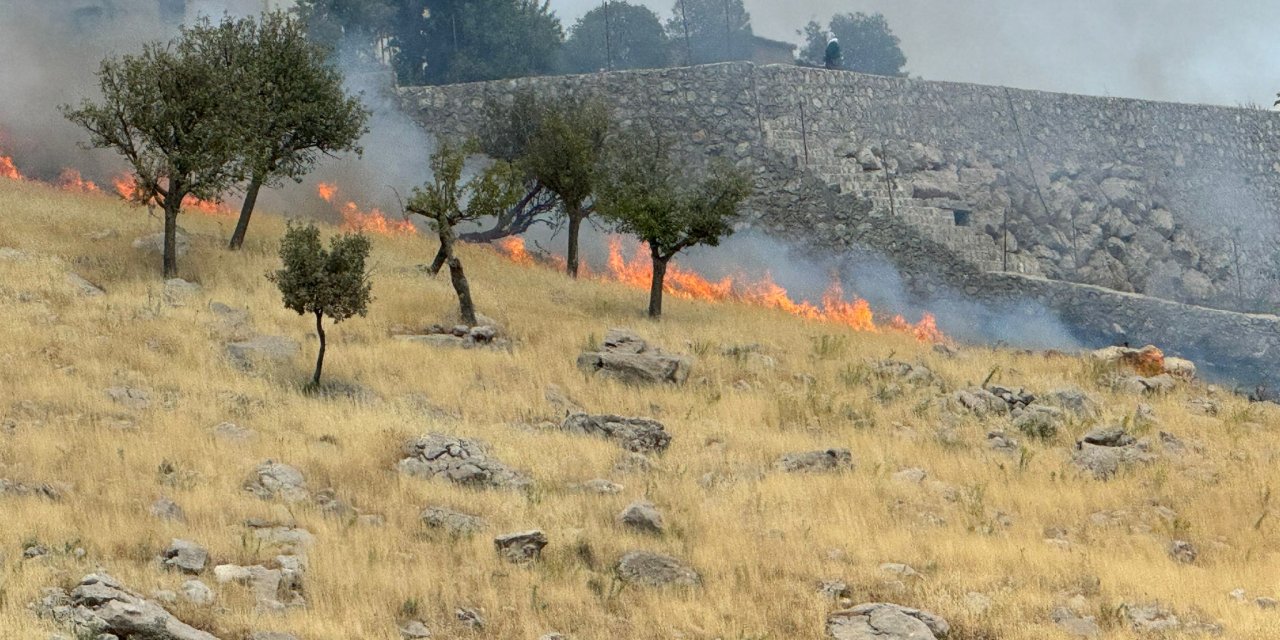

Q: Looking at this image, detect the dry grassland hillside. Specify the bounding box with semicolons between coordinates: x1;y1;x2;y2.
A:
4;178;1280;640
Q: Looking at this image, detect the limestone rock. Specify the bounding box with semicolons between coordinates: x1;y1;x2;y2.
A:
1169;539;1198;564
0;478;64;500
1124;603;1180;633
150;498;186;522
133;229;190;257
1072;436;1155;480
181;581;214;606
494;530;547;563
420;506;487;536
1047;387;1102;419
1013;405;1065;440
400;620;432;639
775;448;853;473
951;388;1009;416
872;361;941;388
576;328;692;385
66;273;105;297
398;434;531;489
163;279;201;307
225;335;299;371
826;602;950;640
47;573;218;640
560;413;671;453
105;387;151;410
1052;608;1102;638
615;550;700;587
160;539;208;575
244;461;310;502
574;478;624;494
618;500;665;534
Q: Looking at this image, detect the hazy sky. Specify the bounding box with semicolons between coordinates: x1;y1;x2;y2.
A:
552;0;1280;107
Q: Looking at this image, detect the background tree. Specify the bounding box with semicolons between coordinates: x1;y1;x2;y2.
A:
268;223;373;387
561;1;669;73
799;12;907;77
666;0;753;66
293;0;395;63
407;141;523;325
63;31;247;278
597;125;750;318
390;0;563;85
186;12;370;251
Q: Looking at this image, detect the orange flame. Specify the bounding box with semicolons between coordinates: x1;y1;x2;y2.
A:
110;173;233;217
316;183;416;236
56;168;99;194
496;236;947;343
0;143;22;180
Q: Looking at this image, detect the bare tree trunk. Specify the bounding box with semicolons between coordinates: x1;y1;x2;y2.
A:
312;310;326;387
437;214;478;325
162;194;181;279
566;208;584;278
229;174;263;250
649;251;669;319
427;244;447;276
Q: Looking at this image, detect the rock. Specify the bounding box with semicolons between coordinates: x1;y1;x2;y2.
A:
1081;427;1136;447
246;522;315;554
150;498;186;522
244;461;310;502
57;573;218;640
575;478;624;494
1230;588;1247;603
775;448;854;473
1052;608;1102;638
1;478;64;500
538;633;567;640
105;387;151;410
911;173;963;200
1072;437;1155;480
950;388;1010;416
398;434;531;489
400;620;432;639
613;452;654;474
1121;374;1177;395
159;539;208;575
544;384;583;414
211;421;254;442
891;468;927;484
133;229;191;257
420;506;487;536
878;563;920;579
455;608;485;629
181;581;214;606
826;602;950;640
986;430;1020;454
214;563;297;610
1047;388;1101;419
618;500;665;534
963;592;992;615
1124;603;1180;633
162;279;201;307
819;581;852;600
251;633;300;640
560;413;671;453
1169;540;1198;564
208;301;252;341
576;328;692;385
616;550;700;587
66;273;105;297
494;530;547;563
225;335;299;371
1013;405;1065;439
872;361;941;388
1256;597;1278;609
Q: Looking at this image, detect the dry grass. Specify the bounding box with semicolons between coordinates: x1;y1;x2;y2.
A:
2;178;1280;639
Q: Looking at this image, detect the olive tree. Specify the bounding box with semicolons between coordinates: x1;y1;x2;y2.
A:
268;223;373;387
596;125;751;318
63;34;247;277
407;141;523;326
184;12;370;251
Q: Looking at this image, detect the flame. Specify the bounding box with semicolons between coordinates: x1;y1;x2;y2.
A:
1122;345;1166;377
0;156;21;181
316;183;416;236
56;168;99;194
496;236;947;343
110;173;233;217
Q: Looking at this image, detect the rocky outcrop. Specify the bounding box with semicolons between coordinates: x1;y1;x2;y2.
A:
826;603;950;640
398;434;531;489
615;550;701;587
775;449;854;473
494;530;547;563
560;413;671;453
576;329;691;385
34;573;219;640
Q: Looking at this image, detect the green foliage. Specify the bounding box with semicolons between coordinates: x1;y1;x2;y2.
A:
596;124;750;262
293;0;395;61
269;222;373;325
408;141;524;228
390;0;564;85
799;13;907;76
561;1;669;73
665;0;753;65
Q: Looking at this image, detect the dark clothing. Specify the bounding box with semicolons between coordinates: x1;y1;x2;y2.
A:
824;40;842;70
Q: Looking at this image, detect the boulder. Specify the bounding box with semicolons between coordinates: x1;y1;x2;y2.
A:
872;361;941;388
1052;608;1102;638
1072;430;1155;480
618;500;665;534
150;498;186;522
105;387;151;410
950;388;1009;416
1124;603;1181;633
400;620;432;639
494;530;547;563
576;328;692;385
244;461;310;502
420;506;487;536
615;550;700;587
1012;405;1065;440
775;449;854;473
560;413;671;453
826;603;950;640
398;434;531;489
66;273;105;297
181;580;214;606
910;172;963;200
132;229;190;257
42;573;219;640
163;279;201;307
159;539;208;575
1121;374;1177;395
225;335;299;371
1046;388;1102;419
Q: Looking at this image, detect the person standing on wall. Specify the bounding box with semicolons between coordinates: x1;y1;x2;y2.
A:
824;36;842;70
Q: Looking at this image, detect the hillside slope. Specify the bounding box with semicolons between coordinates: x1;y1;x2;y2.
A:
2;179;1280;640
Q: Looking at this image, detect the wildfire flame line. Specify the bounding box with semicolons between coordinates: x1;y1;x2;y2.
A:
499;236;947;343
317;182;416;236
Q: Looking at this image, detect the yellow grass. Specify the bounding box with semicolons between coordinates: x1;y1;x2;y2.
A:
2;177;1280;639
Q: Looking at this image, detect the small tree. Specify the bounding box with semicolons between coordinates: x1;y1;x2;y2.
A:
666;0;753;65
63;34;247;277
597;125;751;318
407;141;523;325
269;223;373;387
561;1;669;73
185;12;370;251
799;13;907;77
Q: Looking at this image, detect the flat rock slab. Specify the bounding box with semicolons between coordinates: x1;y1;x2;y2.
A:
36;573;218;640
225;335;299;371
560;413;671;453
398;434;531;489
494;530;547;563
244;461;310;502
615;550;700;587
421;506;487;536
577;328;691;385
775;448;854;473
827;603;950;640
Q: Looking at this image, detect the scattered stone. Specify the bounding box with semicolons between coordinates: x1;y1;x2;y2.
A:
245;522;315;554
1169;540;1198;564
1013;405;1065;439
1124;603;1180;633
225;335;300;371
544;384;583;414
615;550;701;587
214;562;301;611
560;413;671;453
576;328;692;385
1081;426;1136;447
455;608;485;630
613;452;654;474
398;434;531;489
36;573;217;640
66;273;105;297
987;385;1036;410
826;603;950;640
872;360;941;388
1072;429;1155;480
420;506;487;536
1052;607;1102;638
395;323;508;350
494;530;547;563
244;461;310;502
150;498;186;522
251;632;300;640
1121;374;1177;395
1047;388;1101;419
1230;588;1248;603
159;539;208;575
818;581;851;600
618;500;665;534
162;279;201;306
105;387;151;410
986;430;1020;454
950;388;1009;416
574;478;624;494
0;478;64;500
878;563;920;579
181;580;214;606
891;468;927;484
400;620;432;639
1257;597;1278;610
133;229;190;258
23;542;49;560
775;448;853;473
